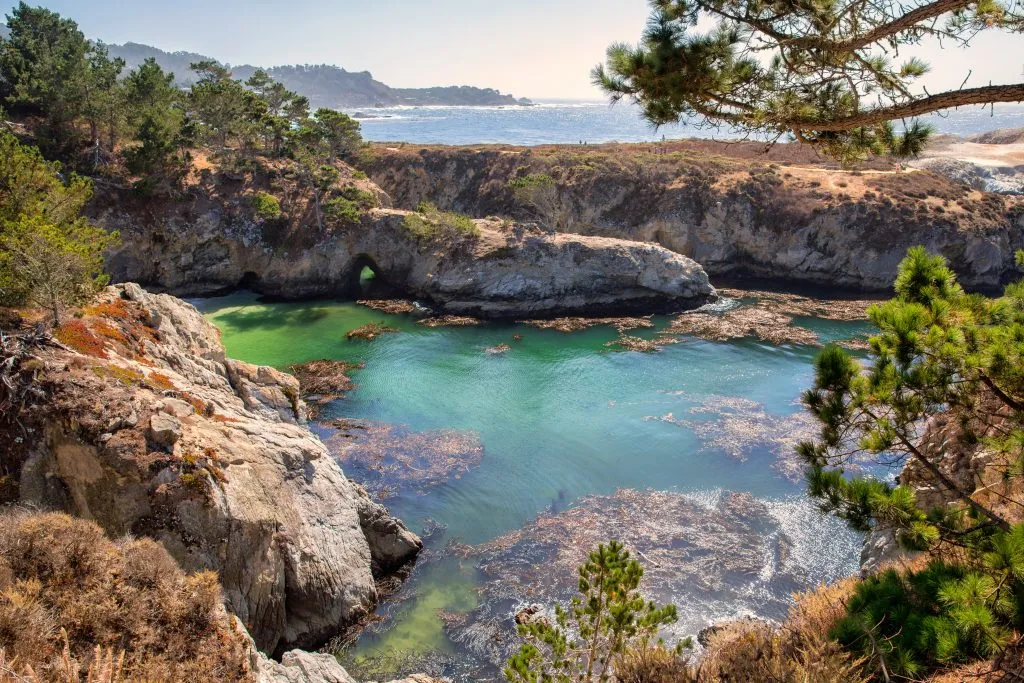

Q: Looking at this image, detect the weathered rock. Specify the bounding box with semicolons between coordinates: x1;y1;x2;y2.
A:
148;412;181;448
859;525;916;576
16;285;421;655
256;649;358;683
367;145;1024;292
97;190;716;317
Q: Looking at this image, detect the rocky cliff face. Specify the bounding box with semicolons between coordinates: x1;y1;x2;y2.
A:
95;189;714;316
366;144;1024;292
11;284;421;655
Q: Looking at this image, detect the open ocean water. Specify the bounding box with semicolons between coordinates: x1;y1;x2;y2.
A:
346;100;1024;146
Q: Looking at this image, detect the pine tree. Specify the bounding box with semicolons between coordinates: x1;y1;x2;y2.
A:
504;541;682;682
593;0;1022;162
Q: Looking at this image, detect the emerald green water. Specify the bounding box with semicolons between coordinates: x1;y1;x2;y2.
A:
196;292;871;679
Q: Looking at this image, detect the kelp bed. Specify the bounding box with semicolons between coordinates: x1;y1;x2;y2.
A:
323;419;484;499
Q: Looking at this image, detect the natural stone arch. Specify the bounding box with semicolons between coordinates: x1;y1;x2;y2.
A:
348;254;386;296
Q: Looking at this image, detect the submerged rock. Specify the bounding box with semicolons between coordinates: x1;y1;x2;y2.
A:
443;489;859;674
347;323;400;341
664;306;819;346
518;316;654;333
323;419;484;500
417;315;480;328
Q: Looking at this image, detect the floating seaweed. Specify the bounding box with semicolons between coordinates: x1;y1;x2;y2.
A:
444;489;860;673
604;335;662;353
485;344;511;355
646;394;819;481
718;288;876;322
663;307;819;346
289;359;363;406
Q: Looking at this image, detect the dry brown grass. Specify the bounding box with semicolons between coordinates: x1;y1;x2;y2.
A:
698;620;867;683
0;512;252;682
616;644;697;682
693;577;866;682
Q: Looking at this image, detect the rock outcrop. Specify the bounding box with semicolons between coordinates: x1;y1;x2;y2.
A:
13;284;421;655
366;143;1024;292
95;188;715;316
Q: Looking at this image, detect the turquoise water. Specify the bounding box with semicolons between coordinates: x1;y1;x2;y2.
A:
349;100;1024;146
196;292;873;678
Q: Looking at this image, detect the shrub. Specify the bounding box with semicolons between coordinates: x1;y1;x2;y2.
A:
251;192;282;220
402;203;479;241
54;320;107;358
0;511;250;680
700;620;867;683
339;185;377;207
832;558;1017;679
325;198;363;225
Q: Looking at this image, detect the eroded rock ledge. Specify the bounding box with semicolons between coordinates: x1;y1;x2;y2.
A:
12;284;422;656
95;195;715;316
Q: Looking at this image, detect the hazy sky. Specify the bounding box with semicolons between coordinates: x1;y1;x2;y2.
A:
7;1;1023;99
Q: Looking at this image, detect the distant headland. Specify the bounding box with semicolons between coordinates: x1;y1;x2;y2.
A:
108;41;533;108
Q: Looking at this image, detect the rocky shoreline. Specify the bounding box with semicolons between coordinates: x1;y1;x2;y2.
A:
3;284;429;681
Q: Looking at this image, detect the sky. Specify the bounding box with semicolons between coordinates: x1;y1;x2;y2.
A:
6;1;1024;100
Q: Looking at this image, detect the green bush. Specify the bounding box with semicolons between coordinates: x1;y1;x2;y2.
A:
325;197;363;225
833;553;1021;679
339;185;378;208
251;192;282;220
403;203;479;241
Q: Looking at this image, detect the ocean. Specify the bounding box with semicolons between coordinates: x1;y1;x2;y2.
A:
346;100;1024;147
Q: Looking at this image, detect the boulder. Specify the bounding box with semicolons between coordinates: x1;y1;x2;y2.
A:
148;412;181;448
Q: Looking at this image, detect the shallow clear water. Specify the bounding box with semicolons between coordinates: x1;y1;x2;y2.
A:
196;292;873;678
349;100;1024;146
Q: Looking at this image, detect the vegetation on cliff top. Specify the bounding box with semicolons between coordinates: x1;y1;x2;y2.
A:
0;132;117;323
595;0;1022;163
0;2;370;218
0;511;251;681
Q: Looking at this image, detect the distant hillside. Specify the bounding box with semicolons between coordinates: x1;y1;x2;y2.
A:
106;42;531;108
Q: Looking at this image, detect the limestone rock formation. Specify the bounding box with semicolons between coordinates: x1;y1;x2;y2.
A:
15;284;421;655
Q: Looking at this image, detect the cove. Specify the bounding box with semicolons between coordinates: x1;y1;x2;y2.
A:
196;291;875;681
